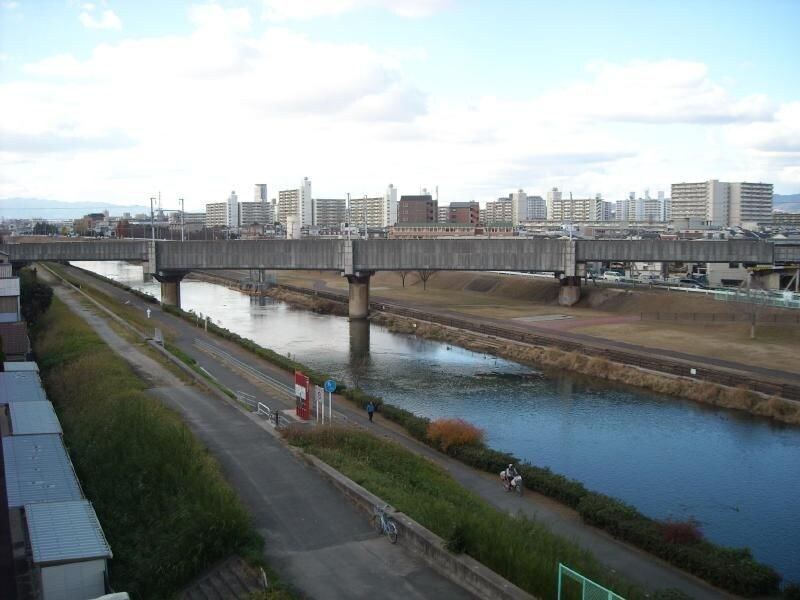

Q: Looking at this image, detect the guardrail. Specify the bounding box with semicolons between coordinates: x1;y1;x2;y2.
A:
194;338;295;398
641;312;800;324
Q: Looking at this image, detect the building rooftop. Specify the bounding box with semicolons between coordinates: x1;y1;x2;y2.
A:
2;361;39;372
26;500;112;565
0;321;30;359
0;371;47;404
9;401;62;435
2;434;82;507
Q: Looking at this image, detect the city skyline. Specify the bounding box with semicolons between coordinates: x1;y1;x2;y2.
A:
1;1;798;211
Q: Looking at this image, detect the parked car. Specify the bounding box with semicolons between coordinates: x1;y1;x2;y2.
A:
678;278;709;289
602;270;625;281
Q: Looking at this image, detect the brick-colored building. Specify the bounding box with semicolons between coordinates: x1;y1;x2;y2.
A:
398;195;437;224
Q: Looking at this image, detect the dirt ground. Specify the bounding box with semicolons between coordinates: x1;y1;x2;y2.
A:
277;270;800;374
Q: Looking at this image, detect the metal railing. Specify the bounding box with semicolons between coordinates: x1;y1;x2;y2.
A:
194;338;294;398
557;563;625;600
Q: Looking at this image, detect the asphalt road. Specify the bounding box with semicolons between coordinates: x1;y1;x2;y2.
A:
47;274;474;600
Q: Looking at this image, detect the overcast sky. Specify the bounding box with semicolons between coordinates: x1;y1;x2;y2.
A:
1;0;798;212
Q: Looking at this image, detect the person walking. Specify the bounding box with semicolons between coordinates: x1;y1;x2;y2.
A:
366;401;375;423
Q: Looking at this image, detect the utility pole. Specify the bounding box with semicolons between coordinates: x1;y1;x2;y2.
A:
180;198;185;242
150;197;156;240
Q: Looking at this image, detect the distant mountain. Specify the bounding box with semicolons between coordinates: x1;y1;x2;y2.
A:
774;193;800;213
0;198;150;220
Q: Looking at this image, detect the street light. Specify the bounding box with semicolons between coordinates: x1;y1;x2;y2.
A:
150;197;156;240
179;197;185;242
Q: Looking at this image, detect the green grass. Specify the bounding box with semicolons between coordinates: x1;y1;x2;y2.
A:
31;298;262;599
285;427;643;600
164;341;237;400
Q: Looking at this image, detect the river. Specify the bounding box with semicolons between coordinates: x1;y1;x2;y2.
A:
74;261;800;583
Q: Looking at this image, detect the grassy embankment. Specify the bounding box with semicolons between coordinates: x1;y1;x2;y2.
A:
31;297;289;598
285;427;644;600
62;264;787;596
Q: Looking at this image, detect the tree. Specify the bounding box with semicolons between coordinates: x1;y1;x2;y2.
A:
397;270;411;287
417;269;437;291
116;219;131;239
19;270;53;325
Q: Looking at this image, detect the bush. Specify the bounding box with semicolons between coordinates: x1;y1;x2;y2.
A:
19;268;53;324
32;299;262;598
659;519;703;545
427;419;485;452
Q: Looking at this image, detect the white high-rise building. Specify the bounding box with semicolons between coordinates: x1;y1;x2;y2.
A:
240;200;273;225
526;195;547;220
510;189;527;226
205;191;240;229
671;180;771;227
549;194;611;222
617;191;670;222
348;184;398;228
254;184;268;201
546;188;562;220
484;197;513;224
313;198;347;227
278;177;314;227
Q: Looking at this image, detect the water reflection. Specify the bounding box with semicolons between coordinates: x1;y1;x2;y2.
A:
72;261;800;582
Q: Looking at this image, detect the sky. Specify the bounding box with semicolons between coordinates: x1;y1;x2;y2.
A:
1;0;799;213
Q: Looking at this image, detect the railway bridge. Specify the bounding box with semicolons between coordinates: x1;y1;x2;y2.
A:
3;238;797;318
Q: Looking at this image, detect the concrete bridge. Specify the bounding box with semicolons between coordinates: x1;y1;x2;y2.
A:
3;238;797;317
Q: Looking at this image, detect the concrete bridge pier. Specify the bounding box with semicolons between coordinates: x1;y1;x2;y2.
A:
345;271;374;320
154;270;188;308
558;276;582;307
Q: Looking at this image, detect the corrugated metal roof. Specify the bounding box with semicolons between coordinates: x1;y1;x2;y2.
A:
0;371;46;404
3;361;39;372
2;435;82;507
9;402;62;435
0;278;20;296
26;500;112;564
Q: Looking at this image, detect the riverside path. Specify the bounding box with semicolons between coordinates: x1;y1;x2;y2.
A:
52;263;736;599
40;268;476;600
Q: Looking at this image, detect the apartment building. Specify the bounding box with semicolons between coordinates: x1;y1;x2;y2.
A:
550;194;612;222
205;191;240;229
484;198;513;224
671;180;771;227
448;201;480;225
398;194;437;224
348;185;398;228
278;177;313;227
313;198;347;228
240;200;274;225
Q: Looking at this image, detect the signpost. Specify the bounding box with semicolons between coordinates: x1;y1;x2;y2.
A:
295;371;310;420
323;379;336;425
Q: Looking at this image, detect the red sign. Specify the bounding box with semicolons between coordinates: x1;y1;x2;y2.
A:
295;371;310;420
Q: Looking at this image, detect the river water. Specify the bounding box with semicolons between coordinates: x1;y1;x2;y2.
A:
75;261;800;583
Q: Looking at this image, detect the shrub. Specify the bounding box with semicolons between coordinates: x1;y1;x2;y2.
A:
19;268;54;324
659;519;703;545
427;418;485;452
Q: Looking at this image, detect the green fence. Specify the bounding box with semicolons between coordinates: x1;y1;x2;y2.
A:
557;564;625;600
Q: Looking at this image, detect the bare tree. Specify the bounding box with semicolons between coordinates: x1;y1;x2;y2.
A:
417;269;437;291
397;270;411;287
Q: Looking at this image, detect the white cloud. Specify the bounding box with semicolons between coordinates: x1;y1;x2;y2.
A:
533;60;774;124
261;0;450;21
79;8;122;30
3;2;20;10
1;6;793;207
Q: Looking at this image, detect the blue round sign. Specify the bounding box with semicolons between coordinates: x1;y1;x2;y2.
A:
324;379;337;393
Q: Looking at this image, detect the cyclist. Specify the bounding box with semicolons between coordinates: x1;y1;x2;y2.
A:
502;464;520;491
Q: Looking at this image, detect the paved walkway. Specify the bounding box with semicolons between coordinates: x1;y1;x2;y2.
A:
58;265;736;599
44;271;474;600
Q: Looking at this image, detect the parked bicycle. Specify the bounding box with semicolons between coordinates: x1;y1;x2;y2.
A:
372;504;399;543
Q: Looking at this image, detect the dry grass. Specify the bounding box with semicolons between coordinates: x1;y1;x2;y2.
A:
374;313;800;426
427;418;485;452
